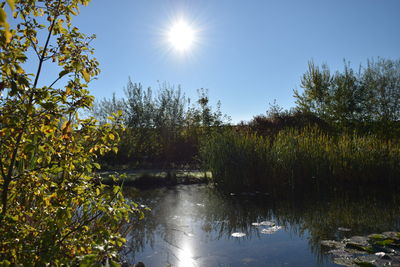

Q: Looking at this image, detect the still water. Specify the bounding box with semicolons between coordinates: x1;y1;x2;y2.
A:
122;184;400;267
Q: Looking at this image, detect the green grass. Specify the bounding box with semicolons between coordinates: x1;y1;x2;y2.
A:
201;127;400;192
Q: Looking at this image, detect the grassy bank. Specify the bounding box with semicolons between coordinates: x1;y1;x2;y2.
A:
201;127;400;192
101;170;211;188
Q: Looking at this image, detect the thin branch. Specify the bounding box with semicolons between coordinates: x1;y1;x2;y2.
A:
59;182;123;239
0;157;6;179
57;211;102;245
32;20;57;90
49;75;63;88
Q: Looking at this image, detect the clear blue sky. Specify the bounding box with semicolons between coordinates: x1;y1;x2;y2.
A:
55;1;400;122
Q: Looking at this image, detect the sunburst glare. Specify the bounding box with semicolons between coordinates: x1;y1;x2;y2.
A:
167;19;197;53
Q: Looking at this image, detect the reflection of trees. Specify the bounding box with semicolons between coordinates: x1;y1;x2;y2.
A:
121;185;400;265
268;191;400;263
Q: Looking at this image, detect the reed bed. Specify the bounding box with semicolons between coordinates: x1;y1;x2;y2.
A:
201;127;400;192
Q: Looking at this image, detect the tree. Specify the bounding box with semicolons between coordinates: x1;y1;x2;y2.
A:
119;79;159;165
92;80;230;168
361;58;400;122
294;61;332;118
0;0;141;265
92;93;125;124
294;59;400;134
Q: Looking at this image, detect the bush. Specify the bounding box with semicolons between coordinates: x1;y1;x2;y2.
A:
0;1;142;265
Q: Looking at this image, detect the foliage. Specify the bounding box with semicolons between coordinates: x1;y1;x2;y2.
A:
93;80;229;169
294;59;400;136
201;127;400;192
0;0;142;265
243;109;331;137
200;128;271;191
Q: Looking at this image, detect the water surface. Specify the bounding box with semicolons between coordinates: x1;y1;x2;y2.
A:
122;184;400;266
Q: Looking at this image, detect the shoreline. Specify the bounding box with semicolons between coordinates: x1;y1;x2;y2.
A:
100;169;212;189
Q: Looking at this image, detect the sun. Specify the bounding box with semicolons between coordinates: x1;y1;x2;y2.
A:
167;19;196;52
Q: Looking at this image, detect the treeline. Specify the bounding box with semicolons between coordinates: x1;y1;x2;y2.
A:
243;58;400;138
92;79;228;169
94;58;400;191
295;58;400;136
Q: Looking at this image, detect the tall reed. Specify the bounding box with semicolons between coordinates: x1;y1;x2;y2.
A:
201;127;400;192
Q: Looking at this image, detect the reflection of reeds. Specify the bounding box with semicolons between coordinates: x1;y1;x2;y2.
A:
201;127;400;191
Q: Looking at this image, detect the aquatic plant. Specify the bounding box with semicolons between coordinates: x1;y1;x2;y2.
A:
201;127;400;191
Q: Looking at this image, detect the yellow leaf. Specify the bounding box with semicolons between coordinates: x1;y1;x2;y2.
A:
61;121;71;135
82;69;90;83
7;0;15;11
0;7;7;25
0;8;12;44
16;65;24;74
5;29;12;43
109;133;115;140
65;86;72;95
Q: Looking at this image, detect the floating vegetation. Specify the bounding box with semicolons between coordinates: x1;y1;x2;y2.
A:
260;226;282;234
252;221;276;227
231;232;246;238
251;221;282;234
321;231;400;266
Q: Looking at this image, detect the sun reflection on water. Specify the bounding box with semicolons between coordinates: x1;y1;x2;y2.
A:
176;234;196;267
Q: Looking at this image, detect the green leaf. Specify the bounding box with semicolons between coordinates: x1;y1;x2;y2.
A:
0;259;11;267
93;163;101;169
59;69;69;77
79;254;97;267
109;260;121;267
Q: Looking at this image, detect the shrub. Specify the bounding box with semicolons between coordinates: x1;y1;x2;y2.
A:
0;1;142;265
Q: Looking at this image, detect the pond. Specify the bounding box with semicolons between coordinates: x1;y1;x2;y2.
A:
121;184;400;267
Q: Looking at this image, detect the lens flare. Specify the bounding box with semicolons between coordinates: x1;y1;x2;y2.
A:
167;19;196;52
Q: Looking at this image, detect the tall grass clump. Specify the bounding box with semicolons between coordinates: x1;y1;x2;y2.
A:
200;130;272;191
271;128;331;189
201;127;400;192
